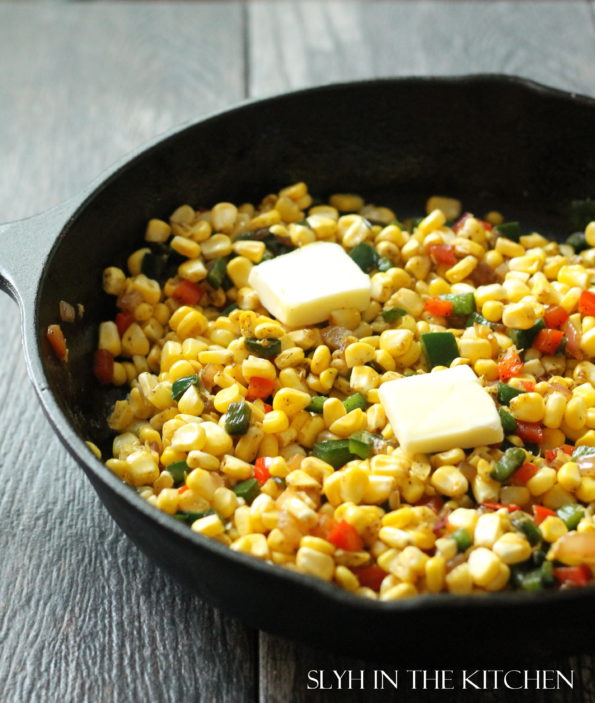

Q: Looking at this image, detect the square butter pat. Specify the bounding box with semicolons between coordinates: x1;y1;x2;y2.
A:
248;241;371;327
378;365;503;455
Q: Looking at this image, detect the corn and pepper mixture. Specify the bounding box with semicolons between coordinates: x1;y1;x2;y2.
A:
87;184;595;600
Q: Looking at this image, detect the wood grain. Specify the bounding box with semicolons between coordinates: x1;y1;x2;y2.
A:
248;2;595;702
0;4;254;703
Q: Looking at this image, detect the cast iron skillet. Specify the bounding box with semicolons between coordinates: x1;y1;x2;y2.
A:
1;75;594;666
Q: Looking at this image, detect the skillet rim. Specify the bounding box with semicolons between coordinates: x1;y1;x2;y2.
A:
29;73;595;617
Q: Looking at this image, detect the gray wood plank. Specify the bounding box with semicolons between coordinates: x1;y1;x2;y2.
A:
249;3;595;702
0;4;254;703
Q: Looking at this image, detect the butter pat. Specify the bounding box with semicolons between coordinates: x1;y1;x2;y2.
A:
248;241;371;327
378;365;503;455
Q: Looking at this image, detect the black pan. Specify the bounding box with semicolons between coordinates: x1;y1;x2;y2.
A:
1;75;594;666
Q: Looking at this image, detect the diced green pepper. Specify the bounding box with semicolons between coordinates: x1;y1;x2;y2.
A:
141;252;165;280
224;401;251;435
244;337;281;359
496;221;520;240
557;504;585;530
207;257;228;288
381;307;407;323
312;439;353;469
571;445;595;460
491;447;526;482
466;311;494;328
511;516;542;546
514;567;545;591
343;392;367;412
172;374;199;401
166;460;189;486
452;528;473;552
174;508;216;524
233;478;260;504
497;381;526;406
498;407;517;434
440;293;476;316
306;396;327;413
508;318;546;351
349;242;377;272
565;231;589;253
540;560;555;586
570;199;595;231
222;303;239;316
348;431;380;459
420;332;459;368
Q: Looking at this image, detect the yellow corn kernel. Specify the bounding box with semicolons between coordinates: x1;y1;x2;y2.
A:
509;392;546;423
380;583;417;601
167;359;196;383
191;513;225;537
98;320;121;356
379;329;413;358
235;426;264;463
543;392;568;429
232;239;265;263
527;467;557;496
445;256;477;283
482;300;504;323
201;233;232;259
474;513;505;548
445;563;473;594
145;218;171;243
273;387;312;417
177;385;205;415
296;547;334;581
472;358;498;381
170;306;208;339
577;477;595;502
329;409;368;438
458;338;492;363
558;265;589;289
468;547;501;587
540;516;568;542
155;487;179;515
492;533;532;564
483;561;511;592
502;302;536;330
426;196;461;220
308;345;330;375
201;421;233;456
170;422;206;453
219;455;253;481
564;395;587;430
422;555;444;593
430;465;468;497
125;450;159;486
127;247;151;276
227;256;253;289
496;237;524;258
447;507;479;534
121;323;150;356
417;208;446;237
261;410;288;434
557;462;581;492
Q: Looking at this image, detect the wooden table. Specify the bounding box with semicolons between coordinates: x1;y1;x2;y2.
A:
1;3;594;701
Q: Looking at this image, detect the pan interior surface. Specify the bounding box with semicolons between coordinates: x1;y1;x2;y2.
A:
32;77;595;661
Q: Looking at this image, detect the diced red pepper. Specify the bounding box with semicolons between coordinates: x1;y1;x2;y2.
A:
511;462;538;485
520;380;536;392
46;324;69;362
498;349;523;382
516;421;544;445
534;328;564;355
533;504;556;525
263;403;273;413
424;297;454;316
544;305;569;329
452;212;471;233
254;457;273;486
415;494;444;514
482;501;522;513
544;449;557;463
480;220;494;231
562;444;574;455
553;565;591;587
327;520;363;551
246;376;275;401
172;280;205;305
178;485;190;494
428;244;457;266
578;290;595;316
93;349;114;384
115;311;134;336
353;564;387;591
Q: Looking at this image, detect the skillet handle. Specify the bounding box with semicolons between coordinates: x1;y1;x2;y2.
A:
0;201;73;307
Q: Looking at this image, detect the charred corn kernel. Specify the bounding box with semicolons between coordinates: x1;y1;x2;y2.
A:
191;513;224;537
577;477;595;502
468;547;501;587
446;563;472;594
145;218;171;242
445;256;477;283
329;409;368;438
262;410;289;434
539;516;568;542
482;300;504;322
502;302;536;330
273;388;312;417
527;467;557;496
544;392;568;429
564;396;587;430
121;323;149;356
430;466;468;497
493;533;532;564
275;347;305;369
103;266;126;295
311;345;332;374
557;462;582;492
98;321;121;356
296;547;334;581
509;392;546;423
235;426;264;463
